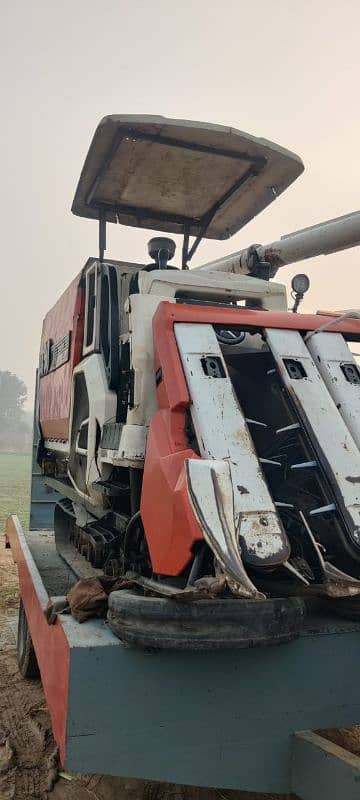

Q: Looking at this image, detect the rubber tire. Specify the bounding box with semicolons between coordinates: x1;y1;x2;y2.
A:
108;591;305;651
17;598;40;679
328;597;360;620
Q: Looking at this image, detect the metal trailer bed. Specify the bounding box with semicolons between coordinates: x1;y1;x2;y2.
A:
4;429;360;798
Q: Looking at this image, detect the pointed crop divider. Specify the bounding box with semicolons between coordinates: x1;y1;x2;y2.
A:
298;509;324;553
309;503;336;516
291;461;318;470
283;560;310;585
245;418;268;428
260;458;282;466
276;423;301;435
298;509;327;577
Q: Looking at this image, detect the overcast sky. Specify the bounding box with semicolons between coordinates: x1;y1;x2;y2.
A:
1;0;360;407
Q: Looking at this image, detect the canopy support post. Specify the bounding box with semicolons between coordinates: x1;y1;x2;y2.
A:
182;225;190;269
181;165;259;268
99;210;107;262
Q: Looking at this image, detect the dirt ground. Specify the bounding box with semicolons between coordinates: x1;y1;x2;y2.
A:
1;538;360;800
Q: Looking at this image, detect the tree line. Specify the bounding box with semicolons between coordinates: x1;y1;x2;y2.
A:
0;371;32;453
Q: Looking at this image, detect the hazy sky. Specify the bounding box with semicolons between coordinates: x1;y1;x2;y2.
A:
1;0;360;407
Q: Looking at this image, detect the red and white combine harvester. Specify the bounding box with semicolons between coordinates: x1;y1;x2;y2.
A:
37;115;360;649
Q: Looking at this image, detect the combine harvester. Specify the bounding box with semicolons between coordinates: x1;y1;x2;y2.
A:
5;115;360;797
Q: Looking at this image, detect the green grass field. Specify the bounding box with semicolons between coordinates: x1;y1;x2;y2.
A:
0;453;31;530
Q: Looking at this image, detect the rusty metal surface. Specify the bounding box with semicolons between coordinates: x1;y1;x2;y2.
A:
114;571;226;601
72;115;303;240
186;461;264;599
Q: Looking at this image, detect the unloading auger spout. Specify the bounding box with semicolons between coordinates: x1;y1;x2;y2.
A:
195;210;360;277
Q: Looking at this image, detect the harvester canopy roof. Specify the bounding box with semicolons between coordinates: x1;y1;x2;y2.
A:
72;115;304;241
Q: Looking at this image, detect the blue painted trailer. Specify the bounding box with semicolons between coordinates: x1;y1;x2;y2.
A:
4;409;360;798
29;375;61;530
5;509;360;798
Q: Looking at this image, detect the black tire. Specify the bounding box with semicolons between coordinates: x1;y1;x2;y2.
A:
328;597;360;620
17;598;40;679
107;591;305;651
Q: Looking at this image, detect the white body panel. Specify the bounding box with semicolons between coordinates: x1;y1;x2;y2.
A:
68;355;117;505
306;332;360;450
101;424;147;468
266;328;360;540
138;269;287;311
44;439;69;455
175;322;289;568
126;272;287;429
126;294;175;427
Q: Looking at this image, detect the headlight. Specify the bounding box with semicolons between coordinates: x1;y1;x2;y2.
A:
291;273;310;295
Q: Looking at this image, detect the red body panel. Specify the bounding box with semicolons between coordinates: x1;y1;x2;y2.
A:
152;302;360;339
6;517;69;764
140;303;204;574
39;273;85;441
141;415;203;574
141;301;360;576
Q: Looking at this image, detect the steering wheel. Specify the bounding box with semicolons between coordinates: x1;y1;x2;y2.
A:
215;327;246;346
